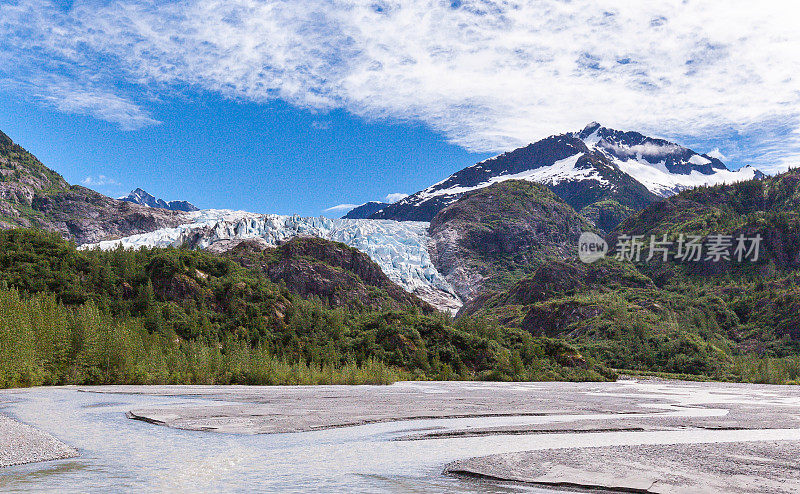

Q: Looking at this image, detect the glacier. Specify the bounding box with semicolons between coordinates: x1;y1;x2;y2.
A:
80;210;463;313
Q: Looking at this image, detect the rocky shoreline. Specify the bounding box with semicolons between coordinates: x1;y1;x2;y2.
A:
0;413;78;467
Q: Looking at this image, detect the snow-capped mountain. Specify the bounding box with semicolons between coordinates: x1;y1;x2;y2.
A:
573;122;764;197
81;210;462;313
368;124;763;222
121;188;199;212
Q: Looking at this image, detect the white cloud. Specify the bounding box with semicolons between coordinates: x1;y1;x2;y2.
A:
707;148;726;160
384;192;408;203
0;2;159;131
323;203;358;213
38;79;160;131
2;0;800;168
603;142;683;158
81;175;121;187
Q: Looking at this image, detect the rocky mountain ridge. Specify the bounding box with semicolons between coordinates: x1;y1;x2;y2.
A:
121;188;199;212
427;180;592;301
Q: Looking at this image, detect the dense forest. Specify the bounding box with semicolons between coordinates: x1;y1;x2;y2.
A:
1;227;799;388
0;229;607;387
461;174;800;385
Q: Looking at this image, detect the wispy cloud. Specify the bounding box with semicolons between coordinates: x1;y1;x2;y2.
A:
0;1;159;131
81;175;121;187
2;0;800;168
384;192;408;203
38;79;160;130
323;203;358;213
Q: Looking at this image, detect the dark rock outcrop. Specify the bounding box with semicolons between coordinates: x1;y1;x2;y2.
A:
224;237;434;312
342;201;388;219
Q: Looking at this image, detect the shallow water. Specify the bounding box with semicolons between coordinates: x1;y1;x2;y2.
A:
2;382;800;493
0;388;560;493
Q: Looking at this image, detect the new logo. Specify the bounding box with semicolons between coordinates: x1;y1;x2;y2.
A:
578;232;608;264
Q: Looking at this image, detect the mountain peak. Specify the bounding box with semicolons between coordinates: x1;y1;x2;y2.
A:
566;124;763;196
580;121;602;134
121;188;199;212
369;124;764;223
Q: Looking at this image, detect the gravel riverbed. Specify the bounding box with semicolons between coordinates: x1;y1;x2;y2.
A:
0;413;77;467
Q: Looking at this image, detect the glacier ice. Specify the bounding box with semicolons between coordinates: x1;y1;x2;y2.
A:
80;210;463;313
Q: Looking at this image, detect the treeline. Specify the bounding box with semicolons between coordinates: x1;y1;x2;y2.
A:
0;229;607;387
0;286;411;387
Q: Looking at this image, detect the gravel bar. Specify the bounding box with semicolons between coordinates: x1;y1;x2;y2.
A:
0;413;78;467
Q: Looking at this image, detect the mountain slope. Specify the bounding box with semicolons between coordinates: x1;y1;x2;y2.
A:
0;130;188;243
224;237;434;312
369;124;761;223
611;168;800;277
342;201;388;219
0;228;606;385
428;180;593;301
121;188;199;212
372;134;658;221
460;170;800;377
573;122;764;197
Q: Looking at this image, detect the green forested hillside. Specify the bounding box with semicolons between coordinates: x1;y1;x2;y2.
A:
0;229;607;387
461;172;800;384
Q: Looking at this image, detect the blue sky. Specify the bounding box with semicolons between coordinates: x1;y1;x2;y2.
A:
1;1;799;216
0;90;488;215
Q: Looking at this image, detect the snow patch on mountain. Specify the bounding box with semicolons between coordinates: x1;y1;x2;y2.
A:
688;154;712;166
416;153;605;201
613;159;761;197
80;210;462;312
574;123;762;197
121;188;198;212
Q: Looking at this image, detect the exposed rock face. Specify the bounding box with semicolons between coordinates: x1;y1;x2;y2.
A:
31;187;190;244
428;180;592;301
224;238;434;312
0;130;188;244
